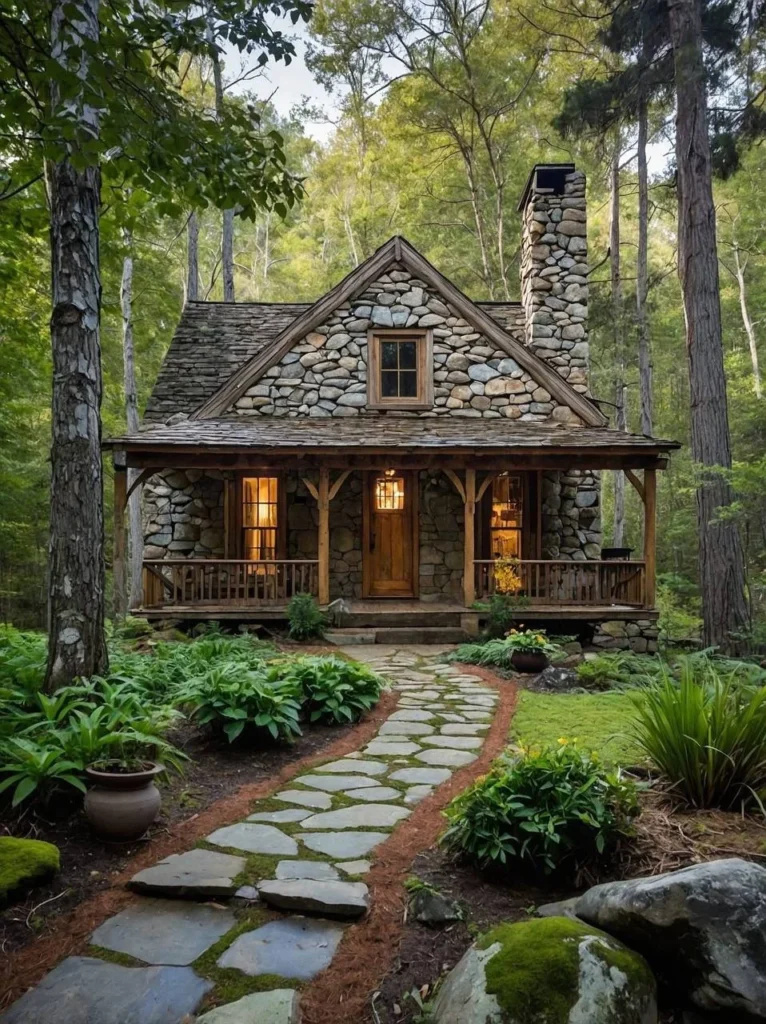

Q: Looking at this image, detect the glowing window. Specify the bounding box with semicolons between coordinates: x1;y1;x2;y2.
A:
242;477;278;559
490;474;523;559
375;475;405;511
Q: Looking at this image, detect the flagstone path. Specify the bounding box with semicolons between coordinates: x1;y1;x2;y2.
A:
2;646;499;1024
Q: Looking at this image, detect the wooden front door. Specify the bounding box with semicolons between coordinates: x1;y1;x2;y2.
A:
363;471;418;598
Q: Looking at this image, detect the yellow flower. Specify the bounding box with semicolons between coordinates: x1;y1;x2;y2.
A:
557;737;568;745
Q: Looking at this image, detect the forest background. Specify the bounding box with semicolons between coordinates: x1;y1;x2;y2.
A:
1;0;764;639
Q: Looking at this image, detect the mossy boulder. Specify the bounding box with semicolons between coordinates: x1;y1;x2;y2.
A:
0;837;60;906
432;917;657;1024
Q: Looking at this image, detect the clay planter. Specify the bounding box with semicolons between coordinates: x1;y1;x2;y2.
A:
84;763;164;841
510;650;549;674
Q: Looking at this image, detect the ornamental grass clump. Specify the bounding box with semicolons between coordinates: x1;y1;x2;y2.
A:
631;658;766;811
441;742;638;877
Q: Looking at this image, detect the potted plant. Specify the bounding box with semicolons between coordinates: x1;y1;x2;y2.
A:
504;628;564;674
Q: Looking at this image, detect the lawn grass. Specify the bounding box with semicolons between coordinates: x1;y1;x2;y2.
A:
510;690;645;767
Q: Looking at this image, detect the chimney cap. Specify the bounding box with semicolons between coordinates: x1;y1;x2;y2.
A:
517;163;577;212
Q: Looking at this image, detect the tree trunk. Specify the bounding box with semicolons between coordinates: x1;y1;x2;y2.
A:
610;148;626;546
732;244;763;399
209;22;234;302
636;95;654;435
669;0;750;647
187;212;199;302
120;231;143;611
45;0;108;688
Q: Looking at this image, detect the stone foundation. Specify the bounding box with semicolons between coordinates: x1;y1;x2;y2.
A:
591;619;659;654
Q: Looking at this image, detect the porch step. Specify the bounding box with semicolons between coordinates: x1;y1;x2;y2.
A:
343;610;464;628
373;627;469;645
324;630;377;645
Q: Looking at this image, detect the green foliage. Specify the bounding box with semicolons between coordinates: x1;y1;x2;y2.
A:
484;593;531;639
449;630;567;669
575;652;652;690
631;660;766;810
0;837;60;904
0;739;87;807
287;593;327;641
656;574;703;643
441;743;637;876
280;655;383;724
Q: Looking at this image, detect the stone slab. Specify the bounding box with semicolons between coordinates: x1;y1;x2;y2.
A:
389;710;434;722
91;899;235;966
463;711;492;722
276;789;332;810
441;724;488;735
390;767;452;785
128;849;246;899
196;990;299;1024
275;860;340;881
298;774;379;792
218;917;345;981
378;721;434;736
301;805;410;830
364;740;422;757
342;786;401;802
404;785;434;805
297;831;388;858
0;957;212;1024
257;879;369;918
314;759;387;775
206;823;298;856
416;748;477;767
336;860;371;875
422;735;483;750
247;809;312;823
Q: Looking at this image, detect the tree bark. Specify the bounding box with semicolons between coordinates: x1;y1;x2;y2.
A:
636;95;654;435
669;0;750;646
208;22;234;301
120;230;143;611
610;147;626;546
45;0;108;688
732;243;763;399
186;211;199;302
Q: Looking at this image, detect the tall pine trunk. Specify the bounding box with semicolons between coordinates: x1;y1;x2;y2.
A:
120;231;143;611
610;148;626;546
187;212;199;302
636;95;653;435
45;0;108;688
669;0;749;647
209;22;234;301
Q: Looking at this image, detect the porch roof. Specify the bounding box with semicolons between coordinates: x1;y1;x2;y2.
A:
105;417;680;464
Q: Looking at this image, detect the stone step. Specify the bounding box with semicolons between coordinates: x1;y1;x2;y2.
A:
374;626;470;644
344;610;464;628
257;879;369;918
324;629;377;645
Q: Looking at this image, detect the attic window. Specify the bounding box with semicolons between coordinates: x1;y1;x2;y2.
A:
367;329;433;410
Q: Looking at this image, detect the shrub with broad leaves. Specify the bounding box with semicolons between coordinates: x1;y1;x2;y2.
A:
280;655;383;724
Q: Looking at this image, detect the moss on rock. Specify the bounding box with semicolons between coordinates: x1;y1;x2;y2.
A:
0;837;60;905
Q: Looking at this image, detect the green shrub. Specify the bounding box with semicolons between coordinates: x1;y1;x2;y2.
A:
631;659;766;810
287;594;327;641
656;573;702;643
280;655;383;724
177;663;303;742
441;743;637;876
575;652;653;690
483;593;531;639
0;739;87;806
449;630;568;670
0;837;60;905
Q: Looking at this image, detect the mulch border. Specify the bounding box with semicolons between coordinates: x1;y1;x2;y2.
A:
300;664;518;1024
0;690;399;1009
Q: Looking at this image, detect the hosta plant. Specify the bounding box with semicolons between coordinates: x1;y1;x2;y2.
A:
280;655;383;724
0;738;87;807
441;742;637;877
449;630;569;670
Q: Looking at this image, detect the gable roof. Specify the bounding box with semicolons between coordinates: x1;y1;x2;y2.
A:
192;236;607;428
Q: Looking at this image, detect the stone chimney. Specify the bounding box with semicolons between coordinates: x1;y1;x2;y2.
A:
518;164;589;396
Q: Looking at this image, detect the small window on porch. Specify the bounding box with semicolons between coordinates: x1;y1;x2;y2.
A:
490;474;523;559
367;330;433;409
242;477;278;559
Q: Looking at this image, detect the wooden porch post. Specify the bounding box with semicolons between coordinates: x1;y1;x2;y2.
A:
113;460;128;620
318;464;330;605
463;468;476;607
644;468;657;608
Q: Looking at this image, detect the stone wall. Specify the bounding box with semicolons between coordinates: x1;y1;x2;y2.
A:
228;265;563;423
591;619;659;654
419;473;464;602
540;470;601;560
143;470;227;559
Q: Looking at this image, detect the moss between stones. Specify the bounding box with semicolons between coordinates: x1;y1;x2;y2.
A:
0;837;60;906
86;945;147;969
477;917;637;1024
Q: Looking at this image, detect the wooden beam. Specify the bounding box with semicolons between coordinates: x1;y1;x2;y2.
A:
463;468;476;607
625;468;645;503
444;468;466;502
301;476;319;501
476;472;497;503
318;465;330;605
113;466;128;620
329;469;352;502
126;466;154;503
644;468;657;608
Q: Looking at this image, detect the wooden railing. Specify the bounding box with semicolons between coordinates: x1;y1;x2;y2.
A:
142;559;319;610
474;559;648;608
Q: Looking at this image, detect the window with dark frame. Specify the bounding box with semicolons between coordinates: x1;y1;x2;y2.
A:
380;338;418;399
242;476;279;560
368;330;432;409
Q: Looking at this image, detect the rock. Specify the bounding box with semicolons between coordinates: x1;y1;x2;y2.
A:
206;823;298;856
0;957;212;1024
390;767;452;785
432;918;657;1024
314;759;388;775
404;785;434;805
364;740;422;757
257;879;369;917
297;831;387;859
336;860;371;876
536;897;580;919
195;990;300;1024
298;773;379;792
300;804;410;830
421;734;483;750
575;858;766;1018
342;786;401;802
529;665;580;692
0;837;59;905
129;849;246;899
90;899;235;966
378;720;434;736
234;885;260;902
275;860;340;881
441;723;487;735
415;748;477;767
247;809;312;824
217;918;345;981
389;710;435;722
275;789;333;809
410;889;462;925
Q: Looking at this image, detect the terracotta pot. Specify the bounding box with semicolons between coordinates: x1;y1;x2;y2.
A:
510;650;549;674
84;763;164;841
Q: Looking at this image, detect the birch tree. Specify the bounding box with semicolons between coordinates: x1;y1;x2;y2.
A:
610;146;627;546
